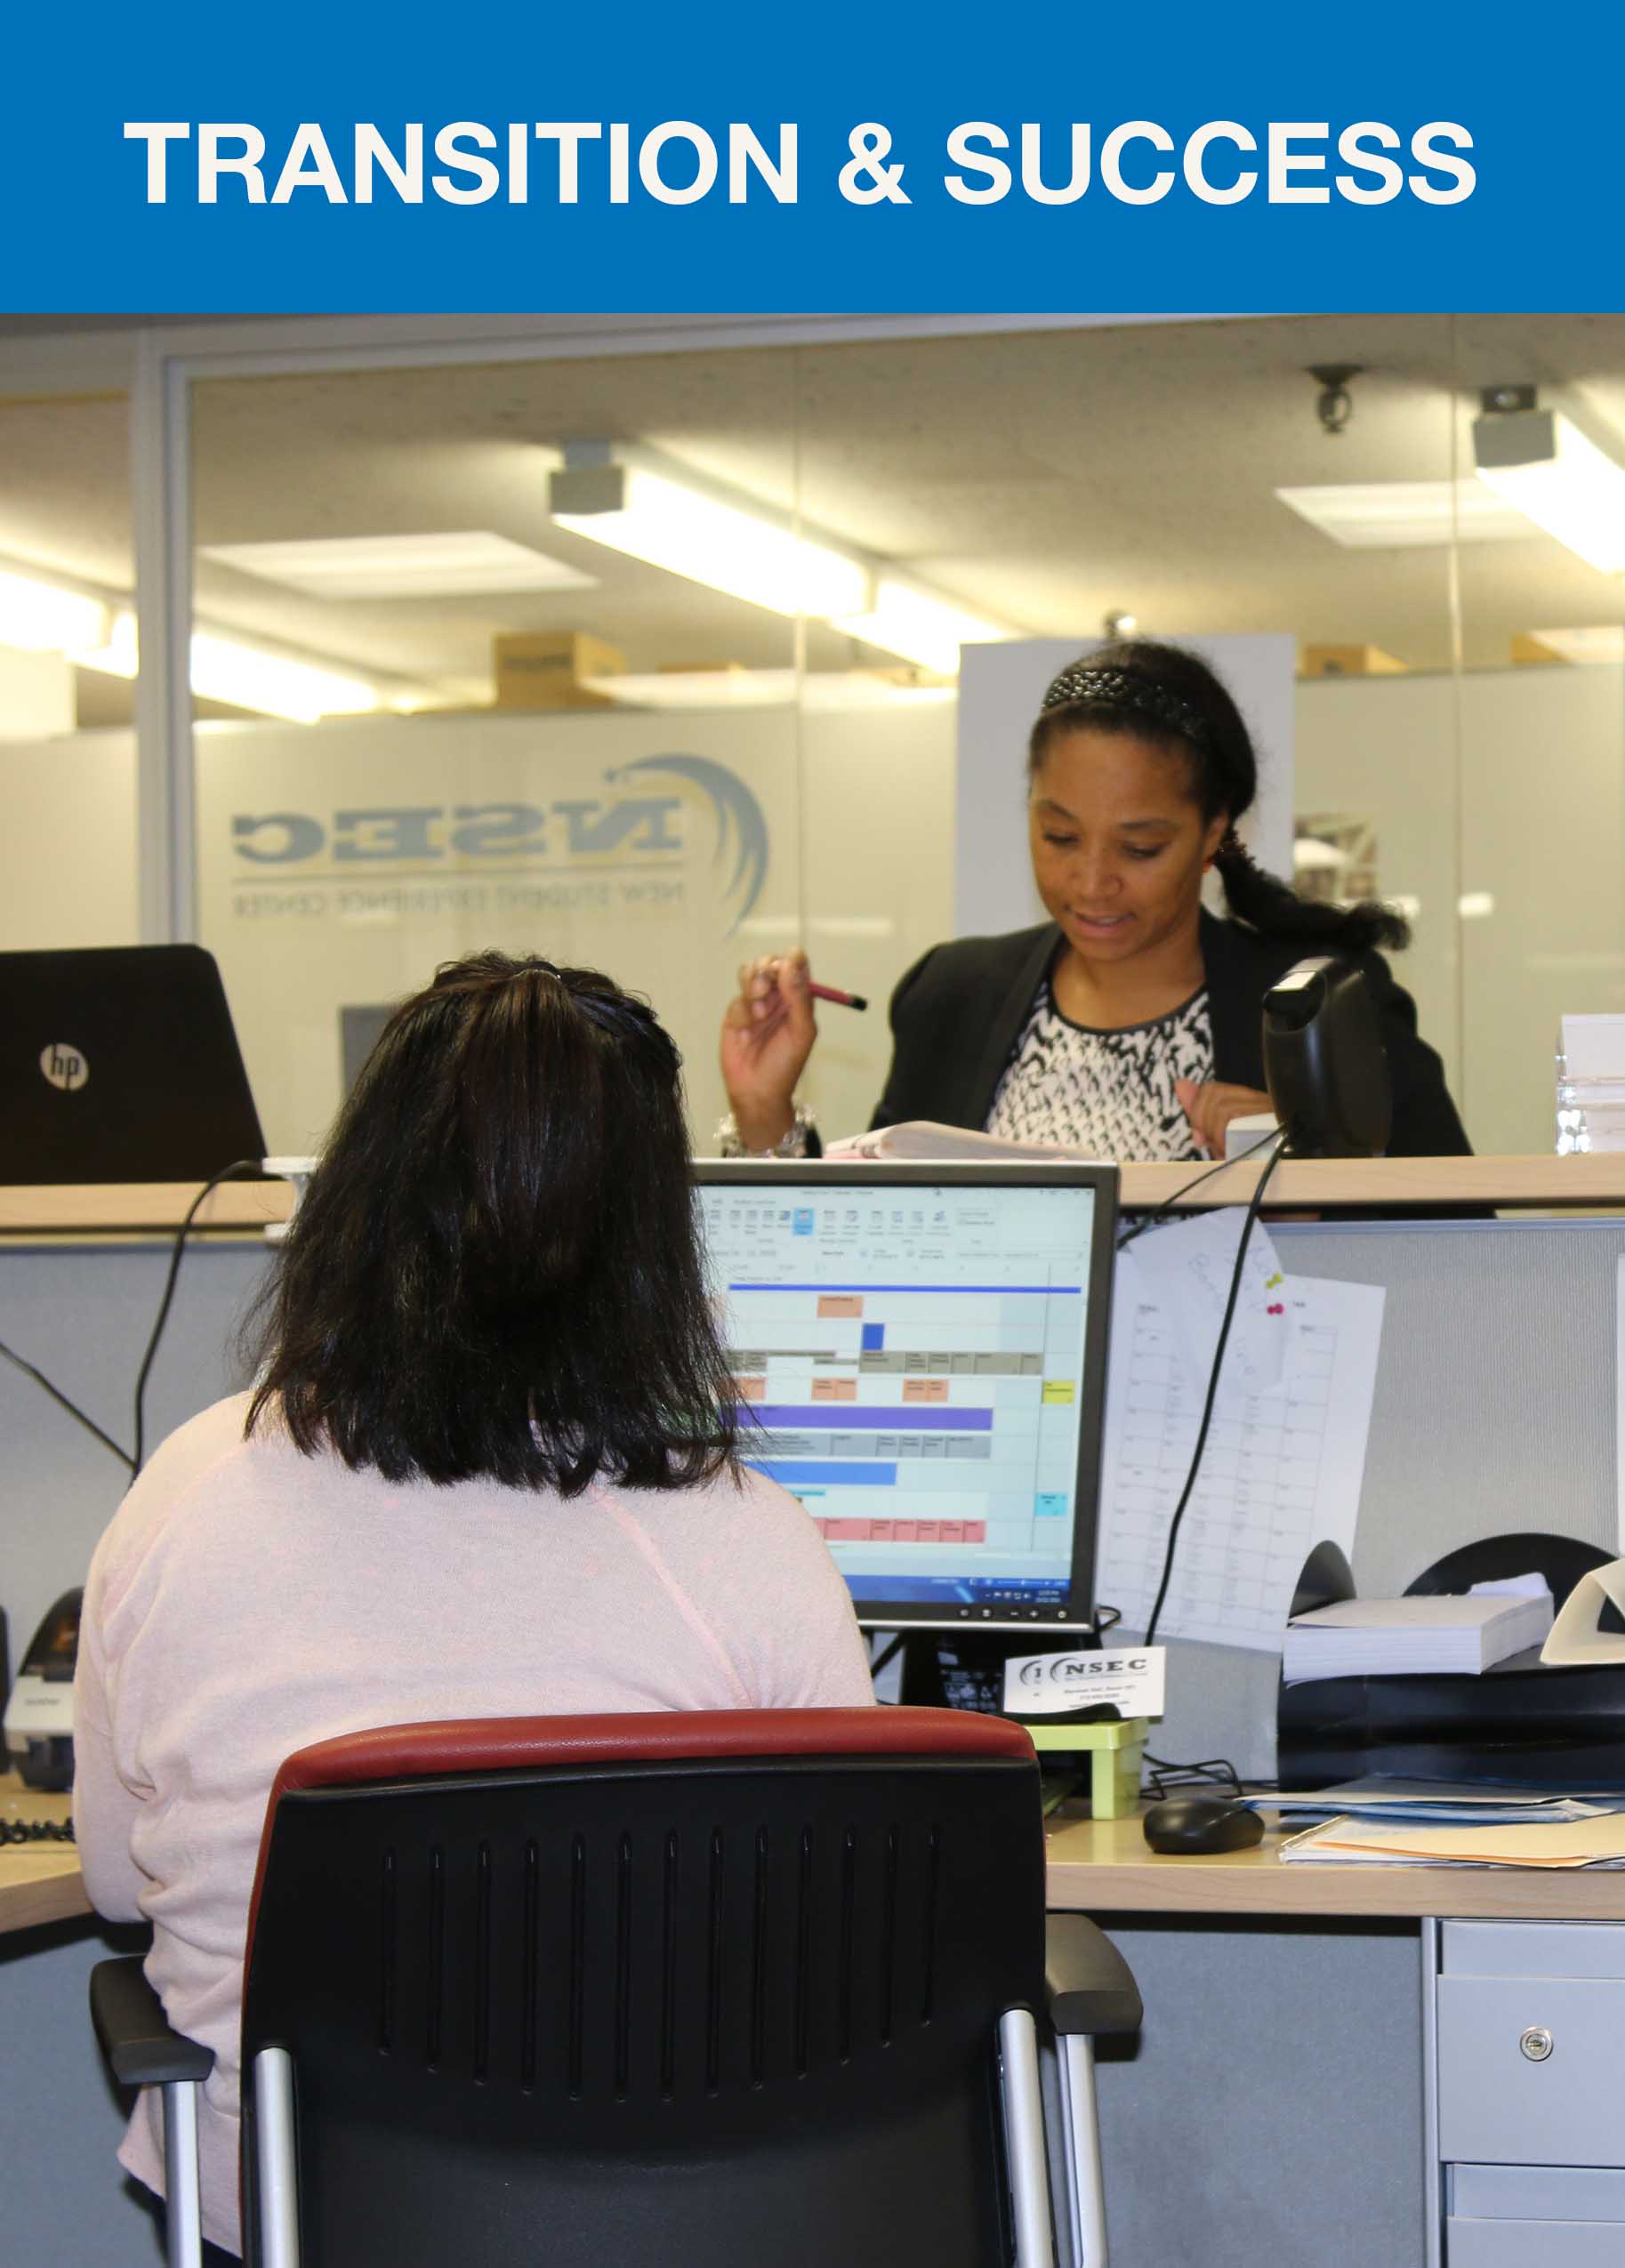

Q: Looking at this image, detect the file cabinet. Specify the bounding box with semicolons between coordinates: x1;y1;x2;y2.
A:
1431;1921;1625;2264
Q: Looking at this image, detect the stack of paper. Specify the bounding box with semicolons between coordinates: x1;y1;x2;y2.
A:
1247;1788;1606;1828
1281;1813;1625;1870
1282;1584;1554;1683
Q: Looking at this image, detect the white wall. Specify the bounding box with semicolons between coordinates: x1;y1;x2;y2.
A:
1296;668;1625;1154
0;730;139;951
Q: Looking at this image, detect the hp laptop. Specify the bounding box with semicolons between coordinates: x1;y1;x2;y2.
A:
0;945;266;1183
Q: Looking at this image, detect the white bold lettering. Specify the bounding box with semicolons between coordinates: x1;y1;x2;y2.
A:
1019;122;1090;205
124;123;190;203
1183;120;1257;205
431;122;499;205
1100;121;1175;205
1335;122;1403;205
639;122;718;205
534;123;603;204
354;124;423;203
198;124;268;205
271;123;347;204
944;122;1011;205
728;123;796;203
1268;122;1330;204
1409;122;1476;205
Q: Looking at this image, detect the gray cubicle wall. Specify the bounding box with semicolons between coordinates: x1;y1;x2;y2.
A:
1146;1215;1625;1784
4;1213;1623;2268
1;1236;270;2268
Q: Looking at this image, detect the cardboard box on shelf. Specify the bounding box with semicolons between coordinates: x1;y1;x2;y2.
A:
1299;643;1407;679
493;631;625;710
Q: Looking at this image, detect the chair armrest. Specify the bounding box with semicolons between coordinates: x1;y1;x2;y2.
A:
1044;1913;1143;2037
90;1957;215;2086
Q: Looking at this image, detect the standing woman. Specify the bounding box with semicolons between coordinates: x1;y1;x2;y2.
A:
720;639;1468;1161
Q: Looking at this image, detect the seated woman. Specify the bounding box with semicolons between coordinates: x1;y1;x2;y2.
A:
720;638;1468;1162
74;952;873;2262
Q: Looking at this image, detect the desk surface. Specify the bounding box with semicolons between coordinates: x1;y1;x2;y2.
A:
0;1775;90;1936
12;1783;1625;1938
1046;1809;1625;1922
8;1154;1625;1236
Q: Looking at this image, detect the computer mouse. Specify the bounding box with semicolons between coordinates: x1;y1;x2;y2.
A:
1141;1794;1266;1855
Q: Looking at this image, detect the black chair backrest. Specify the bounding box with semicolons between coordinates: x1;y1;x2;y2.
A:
241;1709;1044;2268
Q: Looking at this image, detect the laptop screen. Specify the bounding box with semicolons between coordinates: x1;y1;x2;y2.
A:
696;1160;1117;1630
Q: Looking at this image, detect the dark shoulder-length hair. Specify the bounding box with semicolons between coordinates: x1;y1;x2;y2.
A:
244;951;737;1495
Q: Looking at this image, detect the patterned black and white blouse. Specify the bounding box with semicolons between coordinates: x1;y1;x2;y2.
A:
985;979;1215;1160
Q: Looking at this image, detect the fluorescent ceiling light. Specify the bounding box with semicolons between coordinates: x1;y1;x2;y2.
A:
581;667;958;713
551;458;870;619
1457;892;1495;921
72;609;382;721
1523;624;1625;665
1475;408;1625;575
67;607;139;678
833;579;1010;676
200;530;598;599
0;567;109;651
189;633;382;722
1275;481;1532;549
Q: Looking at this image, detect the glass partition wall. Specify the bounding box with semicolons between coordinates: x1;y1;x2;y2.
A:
4;313;1621;1159
0;382;139;948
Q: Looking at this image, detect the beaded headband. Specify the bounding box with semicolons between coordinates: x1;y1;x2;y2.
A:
1038;663;1211;752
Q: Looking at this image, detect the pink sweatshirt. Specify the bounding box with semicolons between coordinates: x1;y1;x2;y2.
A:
74;1392;874;2256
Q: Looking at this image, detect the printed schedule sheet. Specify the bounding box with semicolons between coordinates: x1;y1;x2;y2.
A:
1095;1229;1385;1653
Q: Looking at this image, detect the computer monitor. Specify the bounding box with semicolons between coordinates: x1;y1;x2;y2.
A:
695;1159;1118;1632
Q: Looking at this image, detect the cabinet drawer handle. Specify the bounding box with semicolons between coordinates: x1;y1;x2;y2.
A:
1519;2026;1555;2063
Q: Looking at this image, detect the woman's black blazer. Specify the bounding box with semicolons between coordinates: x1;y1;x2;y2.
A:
864;908;1471;1156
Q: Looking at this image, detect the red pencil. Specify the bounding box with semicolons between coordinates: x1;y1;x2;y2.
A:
808;981;869;1011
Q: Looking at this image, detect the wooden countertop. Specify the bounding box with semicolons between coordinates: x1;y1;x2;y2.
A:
6;1154;1625;1237
12;1782;1625;1939
0;1774;91;1935
1045;1808;1625;1922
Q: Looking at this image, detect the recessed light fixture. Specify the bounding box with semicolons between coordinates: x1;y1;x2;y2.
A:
69;607;387;722
551;447;870;618
0;566;109;651
833;580;1009;676
200;530;599;599
1275;481;1532;549
1475;406;1625;575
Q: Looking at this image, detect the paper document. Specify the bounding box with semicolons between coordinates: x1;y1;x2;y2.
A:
1094;1243;1385;1654
825;1120;1101;1163
1128;1207;1290;1398
1282;1585;1554;1682
1280;1813;1625;1869
1245;1789;1608;1827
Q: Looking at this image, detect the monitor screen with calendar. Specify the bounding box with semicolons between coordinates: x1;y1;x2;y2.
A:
695;1159;1118;1630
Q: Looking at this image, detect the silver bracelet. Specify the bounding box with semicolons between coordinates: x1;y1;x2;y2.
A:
714;1102;815;1159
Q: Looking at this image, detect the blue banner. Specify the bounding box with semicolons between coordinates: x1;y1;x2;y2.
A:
4;0;1621;312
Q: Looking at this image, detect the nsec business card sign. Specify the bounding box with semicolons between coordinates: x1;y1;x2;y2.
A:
4;0;1621;313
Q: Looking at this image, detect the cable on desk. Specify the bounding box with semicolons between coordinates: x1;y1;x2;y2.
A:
1141;1130;1291;1649
132;1159;263;1476
0;1818;76;1844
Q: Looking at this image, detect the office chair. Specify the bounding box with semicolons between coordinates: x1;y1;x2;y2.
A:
91;1707;1142;2267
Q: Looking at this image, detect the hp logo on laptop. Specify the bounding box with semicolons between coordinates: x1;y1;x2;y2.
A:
40;1043;88;1093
